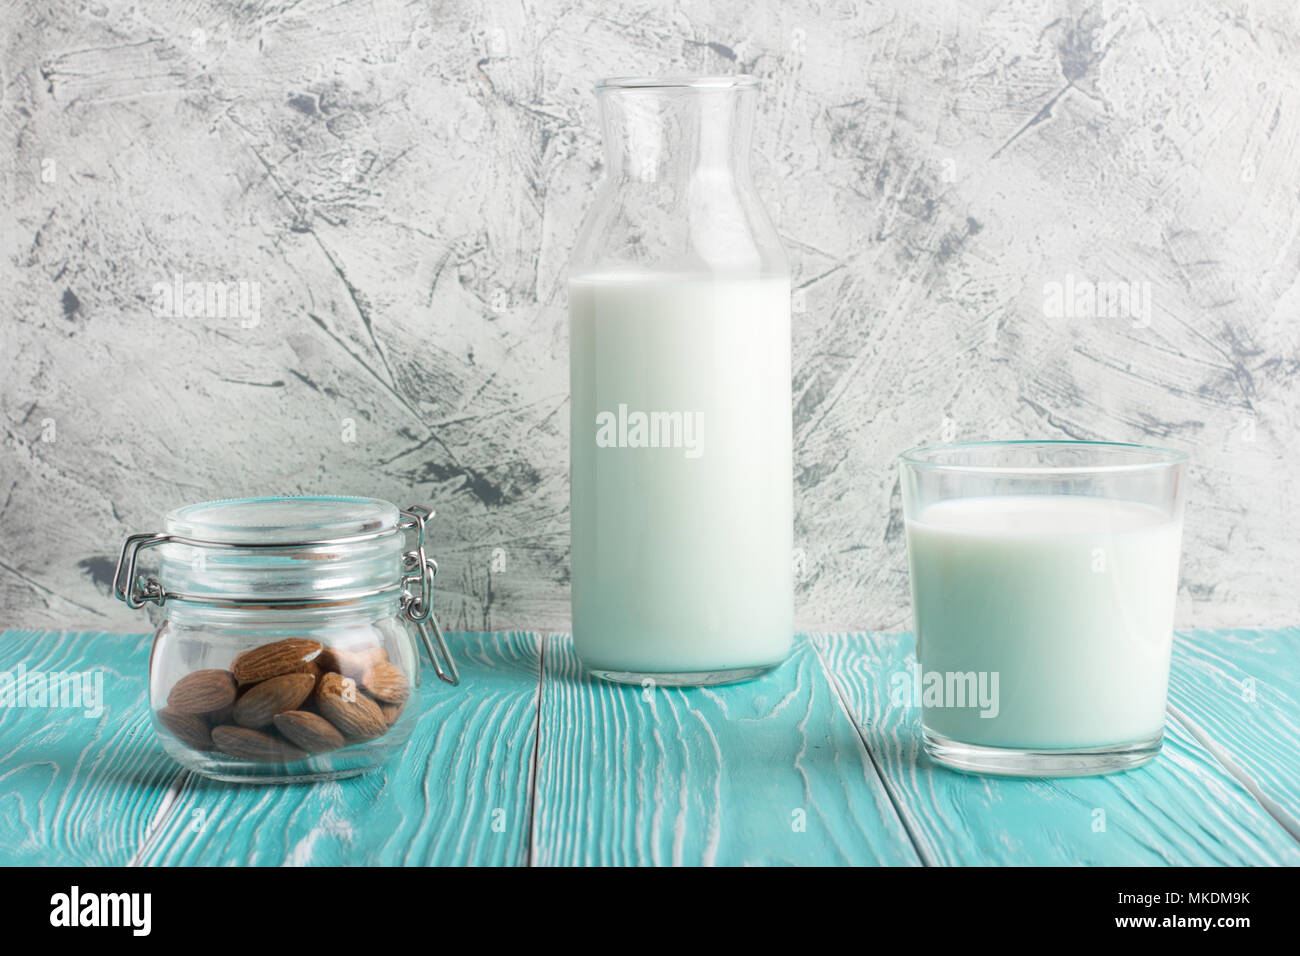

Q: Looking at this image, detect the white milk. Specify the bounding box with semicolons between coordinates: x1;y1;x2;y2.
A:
569;273;793;677
906;495;1182;750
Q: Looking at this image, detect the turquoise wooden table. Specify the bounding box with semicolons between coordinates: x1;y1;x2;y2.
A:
1;629;1296;866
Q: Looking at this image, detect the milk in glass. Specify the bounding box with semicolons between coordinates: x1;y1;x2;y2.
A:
907;495;1181;750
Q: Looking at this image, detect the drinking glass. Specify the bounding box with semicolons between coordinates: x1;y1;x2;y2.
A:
899;441;1188;776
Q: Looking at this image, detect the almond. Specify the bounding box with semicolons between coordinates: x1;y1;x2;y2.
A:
157;707;213;750
295;660;322;680
379;700;404;726
361;661;410;704
318;645;387;680
316;672;388;741
273;711;346;753
208;703;235;725
232;672;316;728
166;669;237;714
212;725;308;763
231;638;322;683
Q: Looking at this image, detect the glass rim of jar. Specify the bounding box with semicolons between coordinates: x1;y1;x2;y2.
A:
595;75;759;92
899;439;1189;476
163;494;400;545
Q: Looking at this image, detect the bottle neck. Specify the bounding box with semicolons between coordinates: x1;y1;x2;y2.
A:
599;86;756;186
571;78;786;278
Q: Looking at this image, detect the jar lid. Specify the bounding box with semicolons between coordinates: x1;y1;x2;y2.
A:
164;495;400;545
113;496;460;684
146;496;413;611
124;496;417;605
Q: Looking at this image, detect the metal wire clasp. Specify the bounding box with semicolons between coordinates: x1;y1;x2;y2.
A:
113;532;172;609
399;506;460;686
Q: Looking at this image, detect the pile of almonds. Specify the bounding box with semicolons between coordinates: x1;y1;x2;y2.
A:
156;638;411;763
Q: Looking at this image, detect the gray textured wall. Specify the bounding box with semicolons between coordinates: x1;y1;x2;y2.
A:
2;0;1297;633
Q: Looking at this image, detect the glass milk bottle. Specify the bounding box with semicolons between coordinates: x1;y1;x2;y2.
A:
568;76;793;685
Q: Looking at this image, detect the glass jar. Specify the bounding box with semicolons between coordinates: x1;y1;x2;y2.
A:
114;496;459;783
568;75;794;686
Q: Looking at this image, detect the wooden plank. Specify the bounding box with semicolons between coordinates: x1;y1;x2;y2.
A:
0;630;181;865
530;634;921;866
7;627;1296;867
1168;627;1300;838
814;632;1300;866
137;631;542;865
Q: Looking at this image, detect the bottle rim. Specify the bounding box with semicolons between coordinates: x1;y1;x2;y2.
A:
596;75;759;92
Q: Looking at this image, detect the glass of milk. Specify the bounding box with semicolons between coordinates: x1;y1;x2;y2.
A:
568;77;793;685
899;441;1188;776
